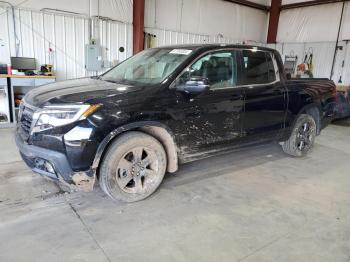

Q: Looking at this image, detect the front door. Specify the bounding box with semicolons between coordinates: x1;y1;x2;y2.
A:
168;50;244;158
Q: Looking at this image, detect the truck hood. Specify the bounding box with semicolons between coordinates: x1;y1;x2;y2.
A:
24;77;148;107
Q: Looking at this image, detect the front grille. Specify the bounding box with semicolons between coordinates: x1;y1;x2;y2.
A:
19;105;34;140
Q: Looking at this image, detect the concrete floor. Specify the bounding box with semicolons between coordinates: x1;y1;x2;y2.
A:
1;122;350;262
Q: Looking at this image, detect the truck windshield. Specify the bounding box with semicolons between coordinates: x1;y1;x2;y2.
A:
100;48;193;86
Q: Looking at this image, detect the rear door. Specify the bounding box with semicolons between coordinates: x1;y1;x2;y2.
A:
240;49;287;142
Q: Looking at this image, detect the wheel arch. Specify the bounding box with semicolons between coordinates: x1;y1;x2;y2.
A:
92;121;179;174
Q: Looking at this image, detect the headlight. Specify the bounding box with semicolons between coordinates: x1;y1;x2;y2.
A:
33;104;100;132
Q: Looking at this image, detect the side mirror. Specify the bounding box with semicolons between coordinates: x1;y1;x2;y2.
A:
178;77;210;94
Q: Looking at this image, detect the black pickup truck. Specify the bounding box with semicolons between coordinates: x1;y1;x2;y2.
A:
16;44;336;202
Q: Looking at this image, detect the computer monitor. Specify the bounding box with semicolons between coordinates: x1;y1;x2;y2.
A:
10;57;36;72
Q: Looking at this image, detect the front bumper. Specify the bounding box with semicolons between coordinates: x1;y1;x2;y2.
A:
15;132;74;182
16;132;97;191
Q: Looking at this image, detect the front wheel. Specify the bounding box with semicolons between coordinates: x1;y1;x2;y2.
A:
99;131;167;202
281;114;317;157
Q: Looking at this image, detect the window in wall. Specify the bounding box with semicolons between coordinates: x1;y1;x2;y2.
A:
178;51;238;90
241;50;277;85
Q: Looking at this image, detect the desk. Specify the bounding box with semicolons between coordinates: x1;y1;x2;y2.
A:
0;75;56;127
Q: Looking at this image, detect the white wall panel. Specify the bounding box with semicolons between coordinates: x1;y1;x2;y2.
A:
0;7;12;64
18;9;35;57
97;0;133;23
54;15;67;80
341;42;350;84
277;3;342;42
31;12;45;65
6;0;132;23
280;2;350;42
305;42;336;79
99;19;133;66
42;13;57;65
6;0;90;15
65;17;78;80
74;17;89;78
193;0;267;42
145;0;268;42
144;27;245;47
145;27;209;46
341;2;350;41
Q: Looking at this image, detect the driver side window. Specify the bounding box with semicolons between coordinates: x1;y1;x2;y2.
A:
178;51;238;90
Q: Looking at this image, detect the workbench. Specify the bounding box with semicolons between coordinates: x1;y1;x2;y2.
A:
0;74;56;128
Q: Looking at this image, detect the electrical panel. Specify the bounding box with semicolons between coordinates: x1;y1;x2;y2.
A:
85;44;103;71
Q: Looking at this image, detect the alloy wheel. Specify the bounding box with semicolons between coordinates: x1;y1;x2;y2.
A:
116;146;159;194
296;121;315;152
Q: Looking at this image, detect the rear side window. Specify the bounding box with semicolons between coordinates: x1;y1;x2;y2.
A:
241;50;277;85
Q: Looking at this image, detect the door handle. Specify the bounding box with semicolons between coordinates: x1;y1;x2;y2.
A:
230;94;244;100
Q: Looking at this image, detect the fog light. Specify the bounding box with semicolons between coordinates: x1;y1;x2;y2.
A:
44;161;55;174
34;158;56;174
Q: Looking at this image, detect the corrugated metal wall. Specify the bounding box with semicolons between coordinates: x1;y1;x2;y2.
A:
144;27;266;47
99;19;133;68
0;7;12;65
0;6;132;81
144;0;268;43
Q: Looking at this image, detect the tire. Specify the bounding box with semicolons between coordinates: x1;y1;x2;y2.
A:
281;114;317;157
99;131;167;202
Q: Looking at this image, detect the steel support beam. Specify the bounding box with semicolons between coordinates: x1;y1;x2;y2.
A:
267;0;282;43
133;0;145;54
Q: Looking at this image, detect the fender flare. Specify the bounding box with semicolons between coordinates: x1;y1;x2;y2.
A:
92;121;179;173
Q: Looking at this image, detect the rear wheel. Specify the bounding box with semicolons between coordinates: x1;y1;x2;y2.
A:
282;114;317;157
99;131;167;202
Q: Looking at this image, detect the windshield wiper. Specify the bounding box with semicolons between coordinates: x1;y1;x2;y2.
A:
102;79;119;83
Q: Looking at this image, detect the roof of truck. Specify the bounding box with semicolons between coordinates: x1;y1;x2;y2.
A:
153;44;276;52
